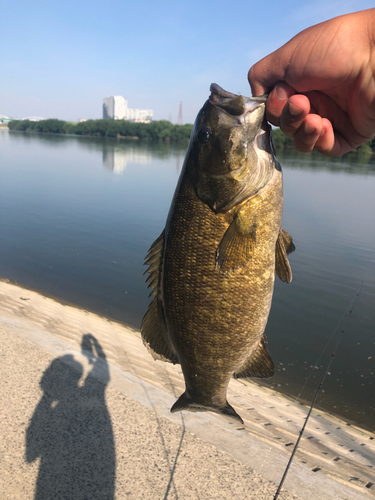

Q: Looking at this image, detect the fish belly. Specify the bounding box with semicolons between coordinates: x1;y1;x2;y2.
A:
163;172;283;407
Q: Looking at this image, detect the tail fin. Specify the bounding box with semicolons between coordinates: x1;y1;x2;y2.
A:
171;391;244;424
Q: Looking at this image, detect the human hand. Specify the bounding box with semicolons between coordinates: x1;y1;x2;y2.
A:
81;334;106;363
248;9;375;156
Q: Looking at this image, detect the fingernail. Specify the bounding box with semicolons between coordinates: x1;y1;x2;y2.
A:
275;84;289;101
289;102;303;116
304;122;316;134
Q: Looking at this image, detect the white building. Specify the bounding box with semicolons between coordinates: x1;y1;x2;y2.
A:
21;116;45;121
103;96;152;122
103;96;127;120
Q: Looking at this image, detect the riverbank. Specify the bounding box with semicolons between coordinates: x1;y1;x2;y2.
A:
7;118;193;142
0;278;374;499
6;122;375;156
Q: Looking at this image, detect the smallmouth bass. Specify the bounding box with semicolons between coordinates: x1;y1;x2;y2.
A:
141;84;295;424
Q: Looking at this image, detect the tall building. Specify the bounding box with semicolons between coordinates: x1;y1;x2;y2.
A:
102;96;152;122
103;96;127;120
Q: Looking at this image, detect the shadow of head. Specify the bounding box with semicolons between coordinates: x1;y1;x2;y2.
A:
40;355;82;400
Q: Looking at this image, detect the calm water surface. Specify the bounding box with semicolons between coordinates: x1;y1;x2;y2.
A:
1;130;374;430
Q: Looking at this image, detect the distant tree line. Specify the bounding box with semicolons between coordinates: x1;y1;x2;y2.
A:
8;118;193;142
8;118;374;154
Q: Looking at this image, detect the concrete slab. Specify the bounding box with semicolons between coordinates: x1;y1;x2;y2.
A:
0;278;374;499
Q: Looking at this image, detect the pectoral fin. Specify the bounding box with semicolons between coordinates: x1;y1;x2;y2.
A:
141;231;178;364
279;228;295;255
275;228;295;284
233;336;274;378
216;216;257;273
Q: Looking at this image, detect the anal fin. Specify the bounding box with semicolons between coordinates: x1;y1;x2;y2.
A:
141;299;178;364
234;336;274;378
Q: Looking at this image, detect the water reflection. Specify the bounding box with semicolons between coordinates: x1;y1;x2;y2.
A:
5;130;375;175
6;130;188;164
26;335;115;499
278;148;375;174
102;144;152;174
2;130;375;429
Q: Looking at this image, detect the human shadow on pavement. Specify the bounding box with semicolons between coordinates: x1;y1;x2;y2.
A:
26;334;115;500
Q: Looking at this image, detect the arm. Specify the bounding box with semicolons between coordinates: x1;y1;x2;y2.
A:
25;395;53;462
248;9;375;156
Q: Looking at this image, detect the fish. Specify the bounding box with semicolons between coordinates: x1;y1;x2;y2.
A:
141;83;295;424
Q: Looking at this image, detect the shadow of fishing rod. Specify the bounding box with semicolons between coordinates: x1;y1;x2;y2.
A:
162;412;186;500
160;367;186;500
117;344;186;500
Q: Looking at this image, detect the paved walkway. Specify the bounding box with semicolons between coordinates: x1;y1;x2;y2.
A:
0;278;374;499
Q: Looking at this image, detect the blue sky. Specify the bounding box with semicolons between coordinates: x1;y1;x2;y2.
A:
1;0;373;123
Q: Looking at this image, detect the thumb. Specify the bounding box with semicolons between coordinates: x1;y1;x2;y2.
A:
248;38;298;97
248;53;286;96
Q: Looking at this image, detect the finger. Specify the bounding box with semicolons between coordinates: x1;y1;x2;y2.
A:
265;82;296;126
248;44;295;96
292;117;354;157
314;119;335;155
248;65;270;97
315;119;354;156
306;91;369;152
248;54;284;96
279;95;311;136
292;114;324;153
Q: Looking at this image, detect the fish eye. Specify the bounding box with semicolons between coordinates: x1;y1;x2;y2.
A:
197;127;212;144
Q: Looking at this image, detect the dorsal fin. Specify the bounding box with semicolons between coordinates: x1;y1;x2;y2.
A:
141;231;178;364
143;230;165;297
233;336;274;378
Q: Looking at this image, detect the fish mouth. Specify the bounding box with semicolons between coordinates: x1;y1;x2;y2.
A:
207;84;270;213
209;83;267;120
194;84;274;214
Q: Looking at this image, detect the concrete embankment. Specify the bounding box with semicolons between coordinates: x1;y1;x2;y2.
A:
0;278;374;499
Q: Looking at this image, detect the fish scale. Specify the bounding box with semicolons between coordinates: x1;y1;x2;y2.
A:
141;83;295;423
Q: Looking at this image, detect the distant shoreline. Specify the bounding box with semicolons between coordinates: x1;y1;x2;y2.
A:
7;118;193;143
6;119;374;154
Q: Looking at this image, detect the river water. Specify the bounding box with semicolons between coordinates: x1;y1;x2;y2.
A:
1;130;374;430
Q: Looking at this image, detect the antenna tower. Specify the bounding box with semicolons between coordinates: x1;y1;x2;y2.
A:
178;102;183;125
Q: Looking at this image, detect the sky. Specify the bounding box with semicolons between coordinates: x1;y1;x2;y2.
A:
1;0;373;124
